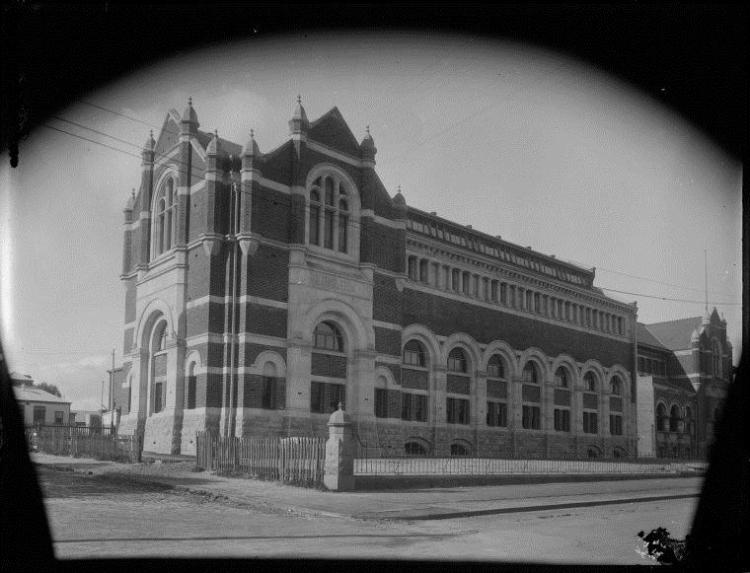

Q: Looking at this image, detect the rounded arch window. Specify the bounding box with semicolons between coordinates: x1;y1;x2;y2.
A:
186;360;197;410
554;367;569;388
148;318;169;415
487;355;506;379
313;321;344;352
656;402;668;431
669;405;682;432
450;442;471;457
308;172;353;254
610;375;622;395
447;348;468;373
584;371;598;392
152;177;177;258
403;340;427;367
522;361;539;385
404;441;428;456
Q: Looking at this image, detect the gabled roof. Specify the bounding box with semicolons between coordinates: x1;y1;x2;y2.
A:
308;107;362;157
196;129;243;158
636;323;669;350
13;385;71;405
643;316;703;351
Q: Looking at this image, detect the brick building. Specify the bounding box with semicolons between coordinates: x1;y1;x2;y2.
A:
117;97;670;458
636;309;732;459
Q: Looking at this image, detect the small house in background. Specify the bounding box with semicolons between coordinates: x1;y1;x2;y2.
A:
71;410;103;429
12;383;72;427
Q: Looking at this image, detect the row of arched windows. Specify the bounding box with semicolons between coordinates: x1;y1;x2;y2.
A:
656;403;693;433
406;254;626;336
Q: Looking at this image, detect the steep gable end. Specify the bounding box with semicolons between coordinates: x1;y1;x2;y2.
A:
154;111;181;158
308;107;362;158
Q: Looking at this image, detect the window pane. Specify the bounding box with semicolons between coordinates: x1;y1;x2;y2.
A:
309;205;320;245
338;213;347;252
324;210;334;248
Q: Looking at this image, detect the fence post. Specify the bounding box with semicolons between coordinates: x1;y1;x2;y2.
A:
324;403;355;491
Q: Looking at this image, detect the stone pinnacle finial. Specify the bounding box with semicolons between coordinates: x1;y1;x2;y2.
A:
366;125;370;135
337;402;343;411
250;128;254;139
297;94;302;104
188;96;193;107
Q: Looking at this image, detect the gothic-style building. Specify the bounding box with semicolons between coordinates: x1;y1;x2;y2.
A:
636;309;733;459
115;97;724;460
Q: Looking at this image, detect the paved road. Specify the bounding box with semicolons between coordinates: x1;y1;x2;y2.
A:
37;465;697;564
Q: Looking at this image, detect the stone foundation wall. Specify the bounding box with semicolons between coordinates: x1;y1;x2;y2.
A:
143;412;178;454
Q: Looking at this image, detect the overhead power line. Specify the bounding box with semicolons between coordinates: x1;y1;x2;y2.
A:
596;266;733;297
599;286;741;306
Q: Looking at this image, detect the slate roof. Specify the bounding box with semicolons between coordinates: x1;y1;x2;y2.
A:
636;323;669;350
13;385;71;405
643;316;703;351
308;107;362;157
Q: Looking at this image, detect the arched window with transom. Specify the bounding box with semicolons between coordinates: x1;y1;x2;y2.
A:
313;321;344;352
656;402;668;432
521;361;541;429
446;347;470;425
554;367;569;388
401;340;429;422
152;177;177;258
669;404;682;432
553;366;571;432
149;318;168;415
308;173;352;254
310;321;346;414
486;354;508;428
610;375;622;395
584;371;597;392
582;371;599;434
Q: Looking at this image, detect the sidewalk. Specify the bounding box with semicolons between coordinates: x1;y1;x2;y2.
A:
32;453;703;521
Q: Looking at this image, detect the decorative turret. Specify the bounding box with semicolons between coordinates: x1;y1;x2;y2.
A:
288;95;309;135
360;125;377;165
691;328;700;344
141;130;155;164
393;185;407;220
180;97;199;135
206;129;220;156
244;129;259;156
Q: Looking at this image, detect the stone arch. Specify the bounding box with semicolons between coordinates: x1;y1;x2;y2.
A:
184;349;203;373
442;332;481;373
374;365;397;388
305;162;361;211
449;438;473;457
151;166;180;212
136;298;176;351
580;359;606;392
300;298;373;353
401;324;441;367
250;350;287;377
606;364;630;397
518;347;550;382
481;340;518;379
550;354;580;386
404;436;432;456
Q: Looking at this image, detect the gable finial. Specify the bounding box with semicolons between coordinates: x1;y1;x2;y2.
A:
297;94;302;104
250;128;254;139
188;96;193;107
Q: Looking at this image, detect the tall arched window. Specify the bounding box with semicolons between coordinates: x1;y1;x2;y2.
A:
669;405;682;432
584;371;597;392
521;361;541;429
149;318;168;415
711;339;722;377
185;361;197;410
522;361;539;385
610;375;622;395
447;348;467;373
311;321;346;413
403;340;427;367
313;321;344;352
656;403;668;431
308;173;351;253
152;177;176;258
486;355;508;428
554;367;569;388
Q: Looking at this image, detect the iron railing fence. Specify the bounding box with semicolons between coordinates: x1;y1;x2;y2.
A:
26;425;140;463
354;456;707;476
196;432;326;488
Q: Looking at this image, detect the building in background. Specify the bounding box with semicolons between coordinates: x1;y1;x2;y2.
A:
117;98;643;459
13;383;71;427
636;308;732;459
71;410;103;429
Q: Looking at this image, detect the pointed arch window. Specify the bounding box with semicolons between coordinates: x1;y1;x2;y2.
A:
308;173;352;254
152;177;177;258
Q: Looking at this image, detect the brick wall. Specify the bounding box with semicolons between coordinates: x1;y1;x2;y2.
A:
403;289;632;367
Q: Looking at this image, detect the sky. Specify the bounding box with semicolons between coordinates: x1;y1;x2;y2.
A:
0;32;742;410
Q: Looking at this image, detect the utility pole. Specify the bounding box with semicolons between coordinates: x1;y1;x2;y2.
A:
110;348;115;433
